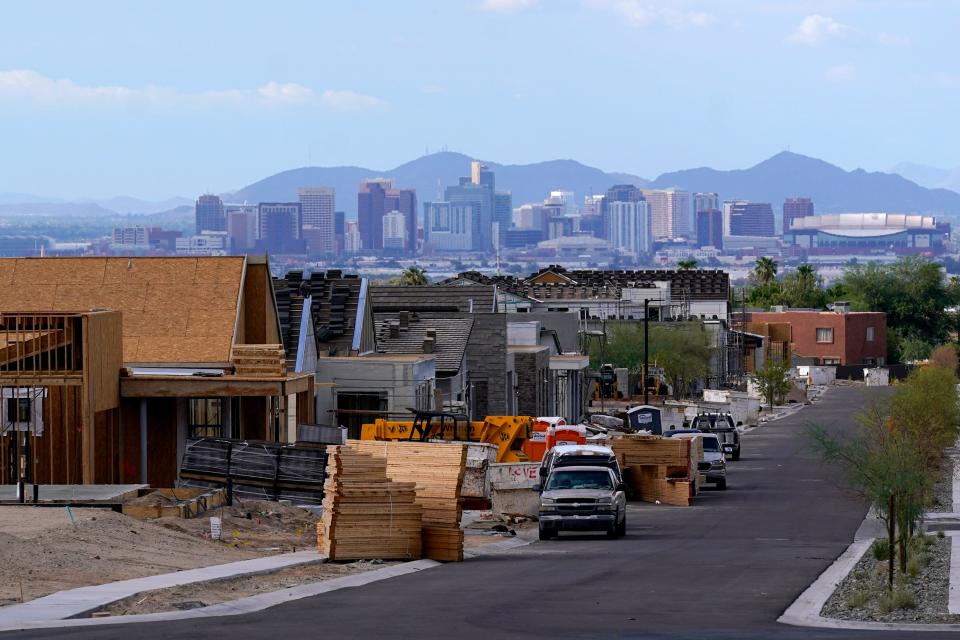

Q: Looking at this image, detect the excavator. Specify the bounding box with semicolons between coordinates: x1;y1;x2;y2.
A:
359;409;533;462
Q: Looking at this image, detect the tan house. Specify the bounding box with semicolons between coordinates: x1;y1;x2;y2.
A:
0;256;313;488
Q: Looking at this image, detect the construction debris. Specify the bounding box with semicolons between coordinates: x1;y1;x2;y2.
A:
350;440;467;562
610;435;703;506
317;446;422;561
122;488;226;520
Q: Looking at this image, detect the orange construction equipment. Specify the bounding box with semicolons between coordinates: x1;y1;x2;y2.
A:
545;422;587;449
359;410;533;463
524;417;565;461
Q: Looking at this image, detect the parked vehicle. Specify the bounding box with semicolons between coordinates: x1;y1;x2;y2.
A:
690;412;742;461
538;466;627;539
538;444;623;485
671;432;727;490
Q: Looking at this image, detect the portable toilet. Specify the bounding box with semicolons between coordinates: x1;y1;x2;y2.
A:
626;405;663;435
545;422;587;449
524;416;565;461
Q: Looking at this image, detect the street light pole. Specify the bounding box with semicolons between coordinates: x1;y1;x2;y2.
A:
644;298;650;406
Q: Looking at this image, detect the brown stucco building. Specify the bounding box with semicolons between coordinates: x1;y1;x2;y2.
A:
748;309;887;366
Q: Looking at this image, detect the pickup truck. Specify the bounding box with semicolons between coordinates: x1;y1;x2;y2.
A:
538;466;627;540
670;432;727;490
690;412;741;461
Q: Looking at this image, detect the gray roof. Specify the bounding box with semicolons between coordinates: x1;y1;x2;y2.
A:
373;313;473;375
370;284;496;313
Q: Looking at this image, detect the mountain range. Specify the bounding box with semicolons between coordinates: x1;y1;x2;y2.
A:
889;162;960;194
3;152;960;225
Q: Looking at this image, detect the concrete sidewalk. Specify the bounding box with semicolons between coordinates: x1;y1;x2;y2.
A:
0;550;323;626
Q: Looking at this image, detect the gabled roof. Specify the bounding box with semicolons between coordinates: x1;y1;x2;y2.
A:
373;313;473;376
0;256;246;365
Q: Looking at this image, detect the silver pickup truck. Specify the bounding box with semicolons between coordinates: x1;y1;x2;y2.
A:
538;466;627;540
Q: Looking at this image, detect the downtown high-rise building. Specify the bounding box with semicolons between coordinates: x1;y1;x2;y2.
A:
357;180;416;253
694;192;720;215
602;185;644;240
423;201;473;251
696;209;723;249
257;202;304;254
643;188;691;240
607;200;652;257
298;187;336;255
443;161;495;252
195;194;226;234
782;197;814;234
382;210;407;252
723;201;775;237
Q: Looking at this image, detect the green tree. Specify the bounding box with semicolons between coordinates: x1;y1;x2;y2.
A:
391;266;429;286
677;259;698;270
750;358;792;410
752;256;779;285
780;263;827;308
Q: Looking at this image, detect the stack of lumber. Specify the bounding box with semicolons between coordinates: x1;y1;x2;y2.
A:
232;344;286;376
317;446;422;560
610;435;703;507
349;440;467;562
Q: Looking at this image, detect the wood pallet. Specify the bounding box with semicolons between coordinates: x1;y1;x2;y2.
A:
317;446;422;561
348;440;467;562
232;344;286;376
612;435;703;507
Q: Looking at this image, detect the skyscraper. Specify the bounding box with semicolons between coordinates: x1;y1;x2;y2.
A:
195;194;225;234
602;185;643;240
696;209;723;249
607;200;652;257
423;201;473;251
445;162;495;252
382;210;406;252
257;202;304;254
694;192;720;215
783;197;814;234
643;188;691;240
494;192;512;231
357;180;416;253
384;187;417;253
298;187;336;255
724;201;775;237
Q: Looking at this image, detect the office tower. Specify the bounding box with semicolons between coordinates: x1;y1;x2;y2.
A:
334;211;345;255
643;188;691;240
445;163;494;252
607;200;652;256
383;187;417;253
696;209;723;249
423;201;473;251
494;192;512;231
195;194;225;234
344;221;361;253
546;190;576;214
694;192;720;215
580;194;606;237
724;201;775;237
227;208;258;253
783;197;814;234
112;226;149;246
257;202;303;253
602;185;644;240
357;179;416;253
382;210;406;252
298;187;335;255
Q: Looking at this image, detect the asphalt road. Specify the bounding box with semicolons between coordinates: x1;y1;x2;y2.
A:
6;385;957;639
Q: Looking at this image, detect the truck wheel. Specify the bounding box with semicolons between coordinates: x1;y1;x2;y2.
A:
716;478;727;490
538;524;554;540
616;515;627;537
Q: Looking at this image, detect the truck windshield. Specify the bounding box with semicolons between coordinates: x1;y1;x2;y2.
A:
546;470;613;491
702;437;720;452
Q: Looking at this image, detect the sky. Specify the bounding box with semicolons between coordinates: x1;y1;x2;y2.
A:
0;0;958;200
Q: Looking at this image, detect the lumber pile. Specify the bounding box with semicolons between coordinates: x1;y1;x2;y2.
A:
349;440;467;562
610;435;703;507
232;344;286;377
317;446;422;560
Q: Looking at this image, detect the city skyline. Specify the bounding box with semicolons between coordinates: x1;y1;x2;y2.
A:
1;1;958;199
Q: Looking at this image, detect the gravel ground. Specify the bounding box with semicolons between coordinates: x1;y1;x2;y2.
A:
930;452;956;513
822;535;959;624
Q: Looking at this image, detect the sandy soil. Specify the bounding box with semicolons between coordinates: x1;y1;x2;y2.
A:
99;560;395;617
0;499;319;607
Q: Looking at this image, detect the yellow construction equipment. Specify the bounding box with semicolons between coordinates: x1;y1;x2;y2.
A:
359;410;532;463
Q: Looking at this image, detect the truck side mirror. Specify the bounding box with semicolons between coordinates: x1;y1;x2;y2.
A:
617;483;627;492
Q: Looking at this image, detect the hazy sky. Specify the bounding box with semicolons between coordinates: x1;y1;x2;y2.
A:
0;0;957;200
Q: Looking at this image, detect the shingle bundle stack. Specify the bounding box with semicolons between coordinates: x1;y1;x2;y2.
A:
317;446;422;560
350;440;467;562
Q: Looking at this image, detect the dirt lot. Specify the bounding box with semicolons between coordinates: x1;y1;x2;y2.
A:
0;499;319;607
100;560;394;616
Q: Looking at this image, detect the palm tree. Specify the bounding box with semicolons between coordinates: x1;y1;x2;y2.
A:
677;259;699;270
393;266;428;286
753;257;778;284
796;263;816;279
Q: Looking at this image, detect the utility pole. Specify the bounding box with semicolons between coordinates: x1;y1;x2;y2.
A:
644;299;650;405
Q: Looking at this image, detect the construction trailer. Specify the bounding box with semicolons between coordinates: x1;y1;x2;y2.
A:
0;256;315;490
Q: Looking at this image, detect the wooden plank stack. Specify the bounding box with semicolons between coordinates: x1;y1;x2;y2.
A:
232;344;286;376
610;435;703;507
349;440;467;562
317;446;422;560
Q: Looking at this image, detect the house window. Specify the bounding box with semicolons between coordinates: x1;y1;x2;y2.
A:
189;398;223;439
821;358;841;365
816;327;834;343
6;397;31;423
866;327;875;342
